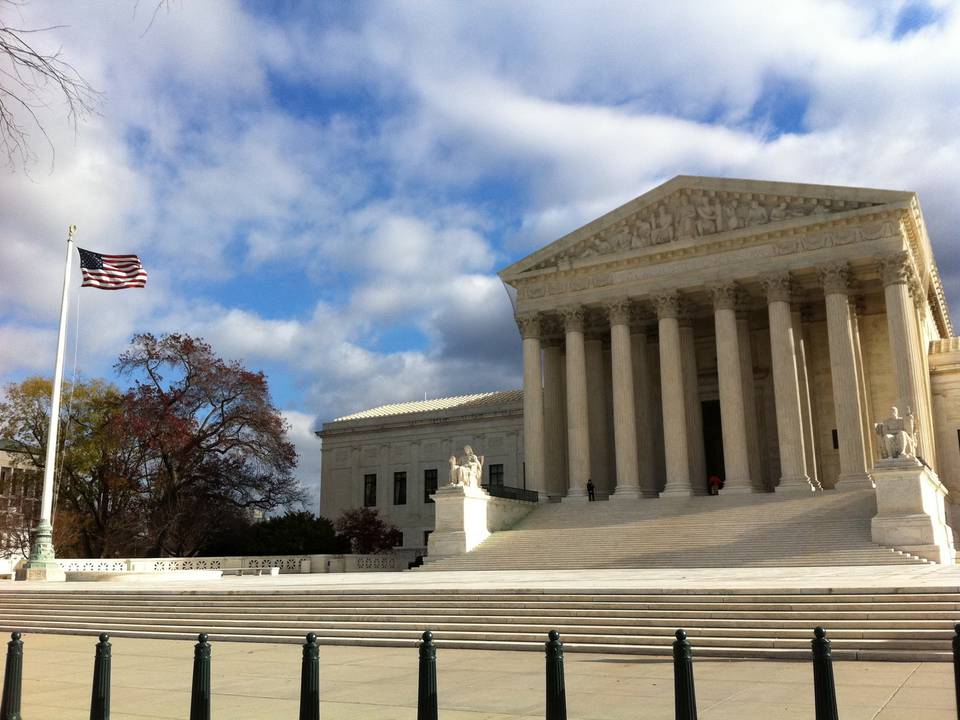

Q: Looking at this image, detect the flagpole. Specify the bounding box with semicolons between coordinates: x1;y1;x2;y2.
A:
23;225;76;581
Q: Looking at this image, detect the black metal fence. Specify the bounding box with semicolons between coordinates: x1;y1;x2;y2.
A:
2;624;959;719
482;483;539;502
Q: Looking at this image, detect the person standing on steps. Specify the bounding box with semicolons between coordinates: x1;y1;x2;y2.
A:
587;478;596;501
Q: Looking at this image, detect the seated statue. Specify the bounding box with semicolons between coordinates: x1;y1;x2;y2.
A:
448;445;484;488
874;406;918;460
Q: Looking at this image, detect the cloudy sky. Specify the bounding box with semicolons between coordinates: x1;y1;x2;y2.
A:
1;0;958;505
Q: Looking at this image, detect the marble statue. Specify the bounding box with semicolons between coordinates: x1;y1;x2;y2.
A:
874;406;918;460
448;445;484;488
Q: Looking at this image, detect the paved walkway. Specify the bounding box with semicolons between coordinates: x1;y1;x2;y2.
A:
9;563;960;593
14;634;959;719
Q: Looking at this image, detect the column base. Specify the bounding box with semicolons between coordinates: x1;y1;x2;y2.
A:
562;488;589;502
775;474;820;493
835;473;875;490
721;484;755;495
609;486;642;501
660;486;695;498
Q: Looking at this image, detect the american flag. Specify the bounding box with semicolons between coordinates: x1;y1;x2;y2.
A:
77;248;148;290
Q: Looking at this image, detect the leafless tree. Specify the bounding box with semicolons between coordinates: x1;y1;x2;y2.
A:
0;1;100;171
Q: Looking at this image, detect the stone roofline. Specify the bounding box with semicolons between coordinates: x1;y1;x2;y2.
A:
316;391;523;438
499;175;953;337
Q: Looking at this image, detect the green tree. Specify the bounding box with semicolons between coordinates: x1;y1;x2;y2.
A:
0;377;142;557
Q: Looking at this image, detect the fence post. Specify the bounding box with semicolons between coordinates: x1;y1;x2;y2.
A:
417;630;437;720
0;632;23;720
812;627;839;720
189;633;211;720
673;629;698;720
89;633;111;720
545;630;567;720
299;632;320;720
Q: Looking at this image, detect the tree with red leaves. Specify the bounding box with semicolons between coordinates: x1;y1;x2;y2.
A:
333;507;403;554
116;333;303;556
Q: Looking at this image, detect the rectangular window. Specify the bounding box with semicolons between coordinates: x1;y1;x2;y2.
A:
0;466;10;495
363;474;377;507
489;463;504;487
393;471;407;505
832;429;839;450
424;468;438;503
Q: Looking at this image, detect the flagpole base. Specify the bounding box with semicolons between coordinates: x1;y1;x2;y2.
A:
20;521;65;581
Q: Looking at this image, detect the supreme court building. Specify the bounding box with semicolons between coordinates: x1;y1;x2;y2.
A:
504;175;959;502
319;176;960;545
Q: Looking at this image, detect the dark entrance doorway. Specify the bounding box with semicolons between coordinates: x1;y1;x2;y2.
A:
701;399;725;486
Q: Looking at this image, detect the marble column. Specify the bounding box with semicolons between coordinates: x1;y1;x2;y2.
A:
878;252;925;455
711;283;752;493
655;292;692;496
818;262;872;489
608;300;641;499
736;309;764;490
518;313;546;495
680;316;707;494
762;273;817;492
631;326;656;496
542;339;567;499
562;307;590;500
585;336;610;495
792;308;819;489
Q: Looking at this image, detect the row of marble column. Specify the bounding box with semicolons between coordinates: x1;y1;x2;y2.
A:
519;254;927;500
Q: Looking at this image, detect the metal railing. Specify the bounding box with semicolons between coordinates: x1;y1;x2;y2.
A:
481;483;539;502
2;624;958;719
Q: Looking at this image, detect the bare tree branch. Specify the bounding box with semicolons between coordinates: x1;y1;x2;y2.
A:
0;1;101;171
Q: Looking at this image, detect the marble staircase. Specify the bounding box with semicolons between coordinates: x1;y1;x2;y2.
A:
419;488;925;571
0;586;956;661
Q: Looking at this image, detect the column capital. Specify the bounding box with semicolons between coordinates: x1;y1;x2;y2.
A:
710;282;739;311
605;299;632;326
877;251;914;287
761;272;794;304
818;261;852;296
909;276;927;310
516;312;541;339
653;292;681;320
560;305;585;332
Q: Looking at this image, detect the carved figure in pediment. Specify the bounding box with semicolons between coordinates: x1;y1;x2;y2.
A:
594;234;612;255
695;196;719;236
653;205;674;244
609;222;631;251
631;216;653;248
746;199;769;226
812;202;830;216
677;201;697;240
723;200;740;231
770;202;788;222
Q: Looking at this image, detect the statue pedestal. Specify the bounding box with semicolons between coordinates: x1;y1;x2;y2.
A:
426;484;536;561
871;457;955;564
427;485;492;560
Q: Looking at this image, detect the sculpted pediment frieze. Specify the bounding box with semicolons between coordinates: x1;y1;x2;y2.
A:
526;188;883;271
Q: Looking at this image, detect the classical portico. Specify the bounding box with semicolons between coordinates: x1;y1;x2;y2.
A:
503;176;956;502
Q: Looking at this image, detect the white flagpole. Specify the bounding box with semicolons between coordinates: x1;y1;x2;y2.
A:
24;224;76;581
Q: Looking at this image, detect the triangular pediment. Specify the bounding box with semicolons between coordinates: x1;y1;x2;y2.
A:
500;176;915;280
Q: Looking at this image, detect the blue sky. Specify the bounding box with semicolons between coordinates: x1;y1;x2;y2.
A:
1;0;959;503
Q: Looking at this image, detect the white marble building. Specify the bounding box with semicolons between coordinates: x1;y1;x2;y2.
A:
319;176;960;547
504;176;959;503
317;391;522;548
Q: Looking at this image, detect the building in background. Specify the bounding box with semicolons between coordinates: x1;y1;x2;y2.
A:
0;439;42;559
317;391;522;548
